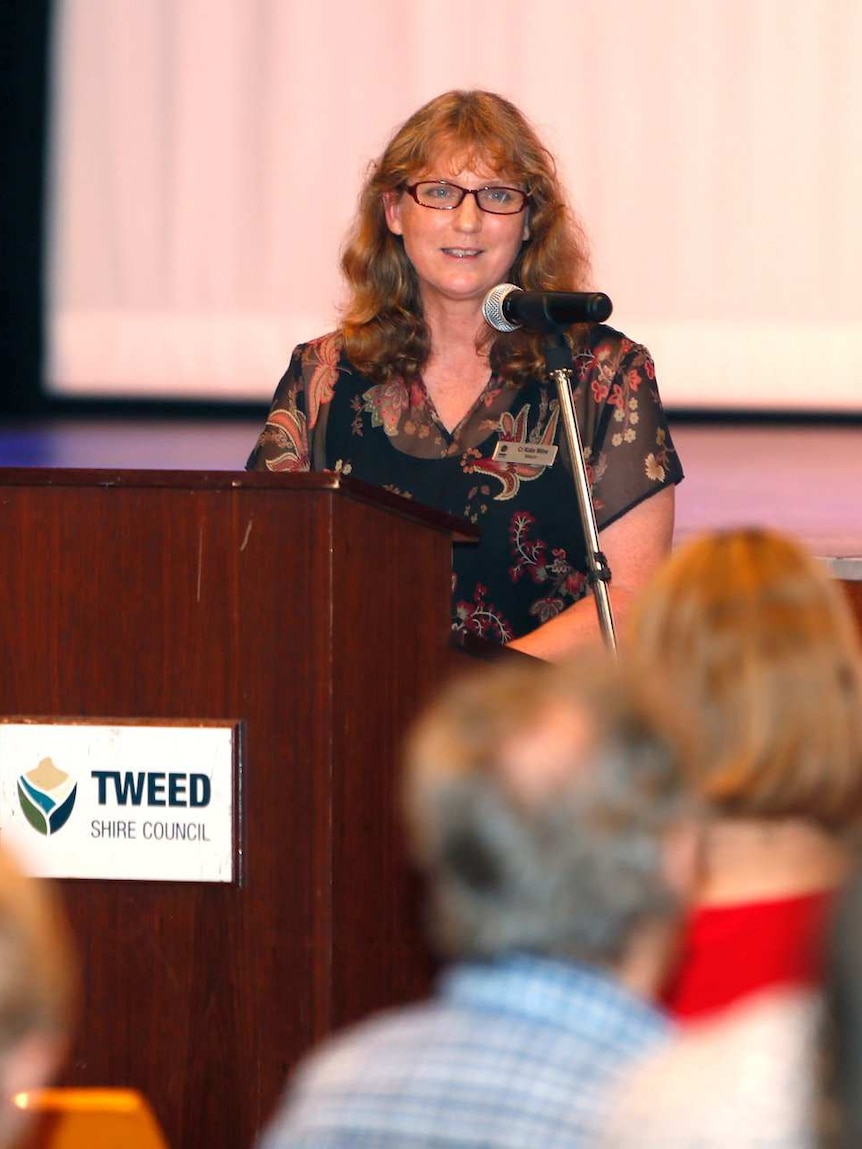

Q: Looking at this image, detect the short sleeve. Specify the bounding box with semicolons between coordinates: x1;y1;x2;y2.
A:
245;345;311;472
575;330;684;531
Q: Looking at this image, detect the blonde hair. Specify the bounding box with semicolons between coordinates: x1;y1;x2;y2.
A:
627;528;862;829
339;89;591;387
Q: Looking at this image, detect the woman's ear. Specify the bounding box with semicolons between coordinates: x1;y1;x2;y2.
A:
382;190;404;236
521;211;531;242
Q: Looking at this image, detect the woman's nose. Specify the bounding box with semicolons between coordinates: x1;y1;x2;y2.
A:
453;192;483;230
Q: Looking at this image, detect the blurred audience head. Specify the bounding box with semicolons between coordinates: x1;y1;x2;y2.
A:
627;527;862;830
0;845;76;1145
402;650;700;983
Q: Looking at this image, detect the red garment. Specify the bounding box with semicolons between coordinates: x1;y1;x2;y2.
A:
663;890;833;1021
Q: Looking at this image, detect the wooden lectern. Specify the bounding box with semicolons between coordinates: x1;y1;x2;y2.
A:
0;468;477;1149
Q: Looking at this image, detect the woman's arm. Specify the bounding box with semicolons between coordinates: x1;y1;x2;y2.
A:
507;485;675;661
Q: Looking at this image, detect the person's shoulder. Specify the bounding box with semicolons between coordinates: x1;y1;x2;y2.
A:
602;990;820;1146
290;998;444;1090
645;989;820;1111
282;332;355;409
584;323;651;363
290;331;346;366
660;987;819;1066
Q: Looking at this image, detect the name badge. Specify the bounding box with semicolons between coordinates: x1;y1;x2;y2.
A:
492;441;558;467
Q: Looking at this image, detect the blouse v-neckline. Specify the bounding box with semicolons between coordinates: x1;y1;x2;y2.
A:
421;372;497;441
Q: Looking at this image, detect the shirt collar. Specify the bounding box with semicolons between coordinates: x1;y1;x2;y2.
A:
439;953;670;1046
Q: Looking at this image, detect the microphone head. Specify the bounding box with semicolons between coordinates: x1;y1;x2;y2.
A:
482;283;522;333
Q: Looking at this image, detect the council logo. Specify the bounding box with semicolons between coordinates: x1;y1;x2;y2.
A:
17;757;78;836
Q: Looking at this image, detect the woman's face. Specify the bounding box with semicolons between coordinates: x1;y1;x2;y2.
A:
383;153;530;316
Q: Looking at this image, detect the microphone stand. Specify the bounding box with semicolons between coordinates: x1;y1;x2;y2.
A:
543;330;617;653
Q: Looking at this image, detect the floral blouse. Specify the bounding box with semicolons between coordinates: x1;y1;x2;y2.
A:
246;326;683;643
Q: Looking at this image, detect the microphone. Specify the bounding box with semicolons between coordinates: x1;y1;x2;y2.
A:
482;283;613;332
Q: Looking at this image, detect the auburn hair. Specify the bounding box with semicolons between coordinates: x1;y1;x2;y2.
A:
339;89;592;386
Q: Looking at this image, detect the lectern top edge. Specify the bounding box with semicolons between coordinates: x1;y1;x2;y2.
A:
0;466;479;541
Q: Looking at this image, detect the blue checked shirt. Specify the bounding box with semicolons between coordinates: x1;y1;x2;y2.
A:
256;954;670;1148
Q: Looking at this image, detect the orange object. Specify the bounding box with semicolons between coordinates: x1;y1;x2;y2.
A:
12;1088;169;1149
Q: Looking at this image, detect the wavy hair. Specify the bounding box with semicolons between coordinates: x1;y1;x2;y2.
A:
339;90;592;387
627;528;862;830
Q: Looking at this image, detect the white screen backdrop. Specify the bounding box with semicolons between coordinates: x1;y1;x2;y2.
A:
47;0;862;410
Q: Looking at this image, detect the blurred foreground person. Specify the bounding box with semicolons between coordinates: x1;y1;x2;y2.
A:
604;861;862;1147
600;526;862;1146
627;527;862;1020
820;864;862;1147
257;653;700;1148
0;846;76;1147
